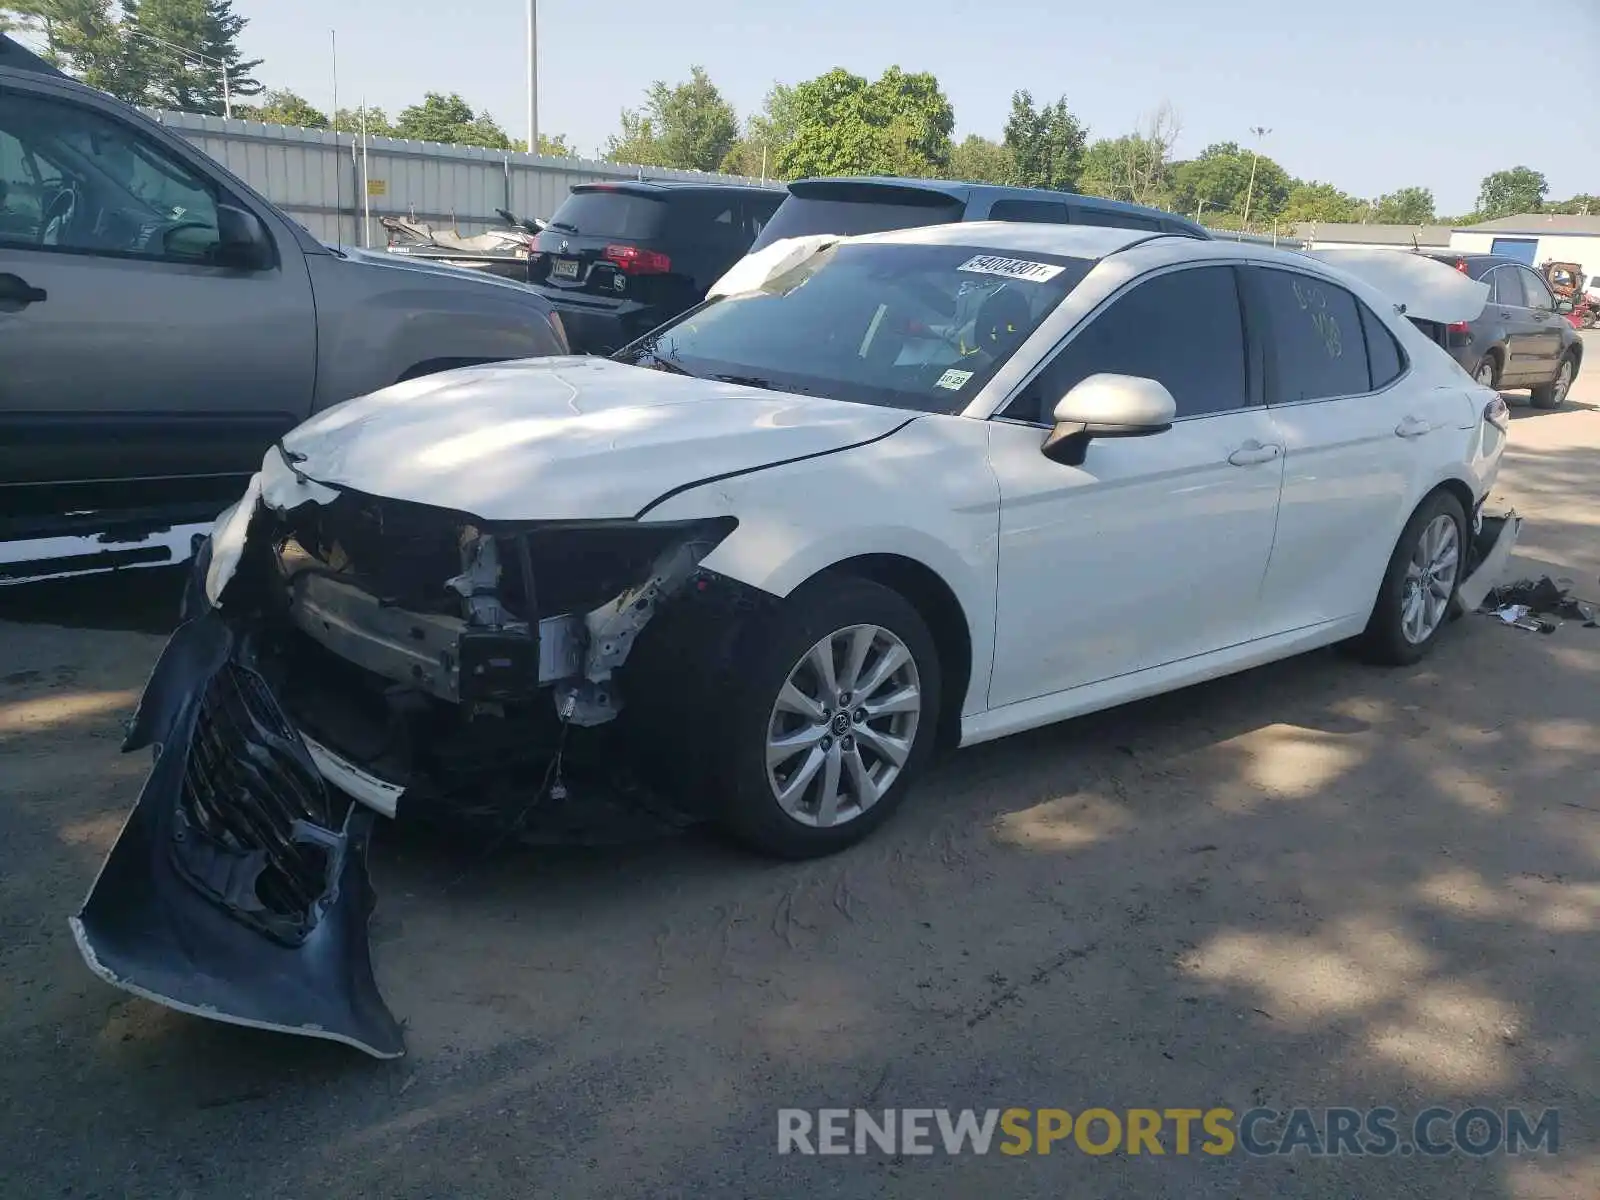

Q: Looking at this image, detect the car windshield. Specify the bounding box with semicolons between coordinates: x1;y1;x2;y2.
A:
612;241;1094;414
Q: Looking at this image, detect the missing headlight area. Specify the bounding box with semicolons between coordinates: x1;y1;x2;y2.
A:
213;486;743;838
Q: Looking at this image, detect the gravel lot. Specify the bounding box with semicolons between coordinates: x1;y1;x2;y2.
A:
2;341;1597;1198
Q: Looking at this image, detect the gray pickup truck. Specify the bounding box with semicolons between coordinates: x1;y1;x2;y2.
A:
0;35;566;572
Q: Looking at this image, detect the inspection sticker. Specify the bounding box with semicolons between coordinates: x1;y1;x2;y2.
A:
957;255;1065;283
935;368;975;390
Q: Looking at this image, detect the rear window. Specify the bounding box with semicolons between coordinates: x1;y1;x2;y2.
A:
749;192;964;253
546;190;665;239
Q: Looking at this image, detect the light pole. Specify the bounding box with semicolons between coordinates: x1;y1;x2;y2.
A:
1240;125;1270;232
525;0;538;155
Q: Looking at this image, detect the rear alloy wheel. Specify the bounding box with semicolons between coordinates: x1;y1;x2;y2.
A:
714;576;940;858
1358;490;1467;666
1473;356;1499;389
1529;355;1574;409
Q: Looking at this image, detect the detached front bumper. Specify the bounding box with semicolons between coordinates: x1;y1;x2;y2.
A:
70;608;404;1059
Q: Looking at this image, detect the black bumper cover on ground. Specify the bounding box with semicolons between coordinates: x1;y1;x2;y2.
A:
69;608;405;1059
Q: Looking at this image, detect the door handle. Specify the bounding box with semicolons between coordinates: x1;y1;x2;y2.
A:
1395;416;1432;438
0;273;47;309
1227;441;1282;466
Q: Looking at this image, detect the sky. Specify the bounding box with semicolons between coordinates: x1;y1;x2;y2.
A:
231;0;1597;216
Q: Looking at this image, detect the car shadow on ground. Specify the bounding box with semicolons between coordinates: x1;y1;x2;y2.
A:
2;451;1598;1198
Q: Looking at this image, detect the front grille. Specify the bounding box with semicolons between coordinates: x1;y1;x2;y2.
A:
177;662;341;936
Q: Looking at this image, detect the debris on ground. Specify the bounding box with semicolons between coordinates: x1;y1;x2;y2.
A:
1480;576;1598;633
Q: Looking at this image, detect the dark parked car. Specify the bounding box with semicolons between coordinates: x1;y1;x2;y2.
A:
529;181;783;353
1420;252;1583;408
745;176;1212;255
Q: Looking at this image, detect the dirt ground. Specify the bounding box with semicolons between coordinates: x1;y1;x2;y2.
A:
3;344;1598;1199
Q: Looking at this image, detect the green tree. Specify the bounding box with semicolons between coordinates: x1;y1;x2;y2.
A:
512;132;575;157
124;0;262;115
1169;141;1290;225
607;66;737;172
1002;90;1087;192
394;92;512;148
604;107;665;167
1280;180;1363;224
331;105;393;138
1371;186;1435;224
721;82;800;178
948;134;1012;184
777;66;953;179
248;88;326;129
3;0;146;102
1075;103;1180;206
1548;194;1599;215
1476;166;1547;219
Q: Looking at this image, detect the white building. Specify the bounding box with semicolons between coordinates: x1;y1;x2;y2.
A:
1449;214;1600;282
1293;223;1453;251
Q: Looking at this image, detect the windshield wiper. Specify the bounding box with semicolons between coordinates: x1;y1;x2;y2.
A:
711;374;803;395
547;220;579;232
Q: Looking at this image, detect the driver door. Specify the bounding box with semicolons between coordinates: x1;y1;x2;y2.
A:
984;264;1286;710
0;82;315;489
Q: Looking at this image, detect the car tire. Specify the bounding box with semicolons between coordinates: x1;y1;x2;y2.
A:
1472;354;1501;390
1529;353;1575;409
709;575;942;859
1357;490;1468;666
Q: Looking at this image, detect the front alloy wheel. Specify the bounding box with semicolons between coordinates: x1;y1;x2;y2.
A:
1400;514;1461;645
1530;357;1573;409
713;575;941;858
766;624;922;829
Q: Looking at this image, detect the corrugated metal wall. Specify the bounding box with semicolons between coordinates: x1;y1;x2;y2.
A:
146;109;778;247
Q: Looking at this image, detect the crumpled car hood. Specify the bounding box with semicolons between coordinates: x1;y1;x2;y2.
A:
277;356;912;520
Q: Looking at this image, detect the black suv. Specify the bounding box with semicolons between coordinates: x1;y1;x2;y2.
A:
1421;252;1583;408
530;181;783;353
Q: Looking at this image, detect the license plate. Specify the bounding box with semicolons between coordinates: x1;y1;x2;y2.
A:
551;257;581;280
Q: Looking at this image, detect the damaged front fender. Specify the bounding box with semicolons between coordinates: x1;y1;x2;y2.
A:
71;609;404;1059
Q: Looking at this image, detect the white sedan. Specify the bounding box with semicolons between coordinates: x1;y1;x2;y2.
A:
73;221;1513;1057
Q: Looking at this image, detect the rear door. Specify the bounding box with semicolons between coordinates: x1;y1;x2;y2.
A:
1514;266;1565;377
1485;266;1540;383
0;81;316;488
1247;265;1460;630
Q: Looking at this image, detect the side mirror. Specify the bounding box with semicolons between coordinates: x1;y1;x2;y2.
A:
1041;373;1177;466
215;203;273;271
1556;299;1574;314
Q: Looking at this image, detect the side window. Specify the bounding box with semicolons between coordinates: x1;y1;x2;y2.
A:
988;198;1071;223
0;89;220;263
1008;266;1248;422
1519;268;1554;311
1491;268;1526;307
1256;269;1372;402
1359;301;1406;389
1072;206;1162;232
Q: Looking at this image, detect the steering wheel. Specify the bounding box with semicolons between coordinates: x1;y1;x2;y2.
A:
39;184;78;245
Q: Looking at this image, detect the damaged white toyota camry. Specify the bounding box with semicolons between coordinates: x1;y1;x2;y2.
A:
73;222;1516;1057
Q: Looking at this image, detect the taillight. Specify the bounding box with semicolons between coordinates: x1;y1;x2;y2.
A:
1447;321;1470;334
1484;395;1509;432
604;244;671;275
1455;259;1469;274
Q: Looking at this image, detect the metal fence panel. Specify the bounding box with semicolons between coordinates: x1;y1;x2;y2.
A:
144;109;779;247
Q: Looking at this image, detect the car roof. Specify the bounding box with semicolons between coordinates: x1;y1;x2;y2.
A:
0;32;69;78
852;219;1170;258
570;180;779;198
786;175;1209;235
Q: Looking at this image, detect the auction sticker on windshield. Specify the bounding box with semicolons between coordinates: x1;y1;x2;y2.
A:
957;255;1066;283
